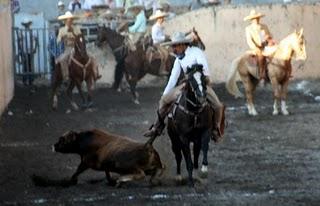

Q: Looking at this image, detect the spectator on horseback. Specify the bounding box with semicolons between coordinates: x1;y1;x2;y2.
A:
56;11;101;81
144;31;225;141
148;9;170;75
244;9;276;87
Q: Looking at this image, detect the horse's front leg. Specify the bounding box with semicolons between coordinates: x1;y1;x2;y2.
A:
280;81;290;115
86;79;94;108
127;78;139;105
66;80;79;111
241;75;258;116
200;131;210;176
51;63;63;110
74;80;87;109
170;137;183;183
181;141;194;187
270;77;281;115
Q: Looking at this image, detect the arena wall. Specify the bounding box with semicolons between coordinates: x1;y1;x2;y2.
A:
0;0;14;116
164;3;320;82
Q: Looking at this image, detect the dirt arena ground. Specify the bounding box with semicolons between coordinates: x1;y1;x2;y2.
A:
0;79;320;206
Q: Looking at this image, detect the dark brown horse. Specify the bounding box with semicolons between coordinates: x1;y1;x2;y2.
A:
52;34;96;110
167;65;217;187
96;26;128;91
96;26;205;104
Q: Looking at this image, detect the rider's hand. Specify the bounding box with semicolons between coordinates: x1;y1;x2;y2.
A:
68;27;74;33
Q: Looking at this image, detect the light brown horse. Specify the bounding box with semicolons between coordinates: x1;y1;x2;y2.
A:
52;34;97;110
226;29;306;116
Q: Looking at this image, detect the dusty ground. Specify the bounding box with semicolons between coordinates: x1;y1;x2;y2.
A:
1;79;320;206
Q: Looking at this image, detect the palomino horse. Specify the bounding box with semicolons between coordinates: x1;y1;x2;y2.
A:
166;64;217;187
52;34;97;110
226;29;306;116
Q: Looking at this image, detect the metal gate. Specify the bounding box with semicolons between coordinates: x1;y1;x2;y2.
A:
13;27;51;85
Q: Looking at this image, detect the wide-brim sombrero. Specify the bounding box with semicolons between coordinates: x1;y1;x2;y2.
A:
149;10;168;20
243;9;265;21
161;31;192;46
58;11;79;20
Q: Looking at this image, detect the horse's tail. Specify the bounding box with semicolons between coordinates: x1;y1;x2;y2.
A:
226;54;244;98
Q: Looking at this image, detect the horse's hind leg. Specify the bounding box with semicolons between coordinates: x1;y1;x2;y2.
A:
280;81;290;115
270;77;281;115
66;81;79;111
241;75;258;116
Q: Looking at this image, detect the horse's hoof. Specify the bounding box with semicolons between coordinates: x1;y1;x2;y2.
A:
175;175;183;183
71;103;79;111
200;165;208;174
282;110;289;116
87;102;94;108
133;99;140;105
188;180;195;187
272;110;279;116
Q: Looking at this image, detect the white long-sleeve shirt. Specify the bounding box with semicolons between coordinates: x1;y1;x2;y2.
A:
151;22;166;44
163;46;211;96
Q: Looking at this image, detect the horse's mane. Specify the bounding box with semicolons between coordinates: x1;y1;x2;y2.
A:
278;32;296;48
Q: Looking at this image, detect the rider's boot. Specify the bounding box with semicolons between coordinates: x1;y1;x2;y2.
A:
212;104;225;142
144;109;166;138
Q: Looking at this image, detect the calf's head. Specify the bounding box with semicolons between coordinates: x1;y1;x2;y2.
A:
53;131;79;153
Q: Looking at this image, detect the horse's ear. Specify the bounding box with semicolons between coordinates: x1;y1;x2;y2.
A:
298;28;304;38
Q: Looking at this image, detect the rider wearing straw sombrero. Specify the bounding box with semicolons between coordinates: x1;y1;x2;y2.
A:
56;11;101;81
244;9;275;86
148;9;170;75
144;31;225;141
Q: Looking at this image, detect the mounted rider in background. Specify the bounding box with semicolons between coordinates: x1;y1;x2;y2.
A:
56;11;101;81
147;9;170;75
244;9;276;86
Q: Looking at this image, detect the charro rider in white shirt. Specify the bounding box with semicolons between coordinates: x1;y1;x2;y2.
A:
144;31;225;140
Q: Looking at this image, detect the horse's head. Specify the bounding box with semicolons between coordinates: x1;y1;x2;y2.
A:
74;34;87;59
95;26;124;49
191;27;206;51
290;28;307;61
96;26;108;47
185;64;207;107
